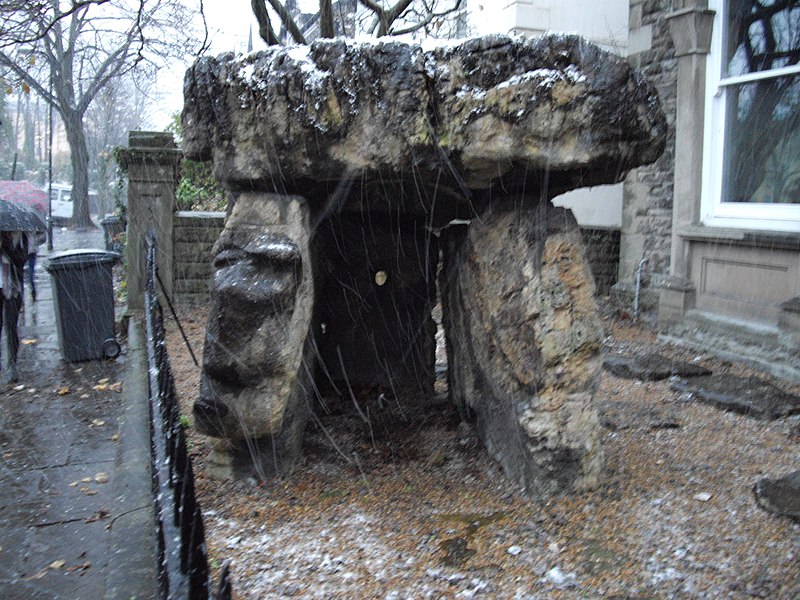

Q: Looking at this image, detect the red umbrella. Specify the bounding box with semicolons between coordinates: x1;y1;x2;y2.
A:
0;180;48;215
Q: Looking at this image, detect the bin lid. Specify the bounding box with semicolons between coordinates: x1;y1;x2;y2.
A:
44;248;121;272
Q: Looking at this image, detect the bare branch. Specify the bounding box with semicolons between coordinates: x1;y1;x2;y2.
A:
266;0;307;44
0;0;112;50
251;0;280;45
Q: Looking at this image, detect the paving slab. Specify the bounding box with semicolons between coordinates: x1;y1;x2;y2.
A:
603;352;711;381
671;374;800;420
0;225;156;599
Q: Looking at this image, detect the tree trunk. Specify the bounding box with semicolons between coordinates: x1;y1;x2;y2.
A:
62;109;93;228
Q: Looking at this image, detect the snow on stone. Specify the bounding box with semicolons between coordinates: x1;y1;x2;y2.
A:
496;65;586;91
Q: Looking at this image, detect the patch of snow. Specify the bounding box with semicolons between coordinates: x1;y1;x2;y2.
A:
496;64;586;92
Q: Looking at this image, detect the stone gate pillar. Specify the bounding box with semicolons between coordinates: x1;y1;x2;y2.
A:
118;131;181;311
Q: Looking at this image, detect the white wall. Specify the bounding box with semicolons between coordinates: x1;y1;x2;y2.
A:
467;0;629;228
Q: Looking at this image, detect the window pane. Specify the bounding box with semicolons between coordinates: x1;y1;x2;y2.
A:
722;74;800;203
726;0;800;77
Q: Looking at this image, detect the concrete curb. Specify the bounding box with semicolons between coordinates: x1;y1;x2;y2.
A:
106;313;159;599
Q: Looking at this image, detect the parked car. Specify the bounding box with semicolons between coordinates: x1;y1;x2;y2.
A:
47;183;100;224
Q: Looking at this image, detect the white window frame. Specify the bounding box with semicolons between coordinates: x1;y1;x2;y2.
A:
701;0;800;232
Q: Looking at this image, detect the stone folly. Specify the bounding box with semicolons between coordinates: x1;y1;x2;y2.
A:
183;34;666;497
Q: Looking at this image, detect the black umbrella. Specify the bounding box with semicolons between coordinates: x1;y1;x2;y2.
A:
0;197;46;233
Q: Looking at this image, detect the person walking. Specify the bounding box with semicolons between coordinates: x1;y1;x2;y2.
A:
24;230;43;302
1;231;27;383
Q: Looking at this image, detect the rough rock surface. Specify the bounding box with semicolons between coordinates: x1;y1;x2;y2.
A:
182;34;666;219
753;470;800;522
603;352;712;380
194;194;314;477
671;375;800;420
440;205;604;496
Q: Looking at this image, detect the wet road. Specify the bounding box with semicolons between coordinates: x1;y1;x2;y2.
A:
0;225;126;599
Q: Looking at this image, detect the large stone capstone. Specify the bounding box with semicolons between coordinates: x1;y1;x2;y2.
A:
182;34;666;496
183;34;665;222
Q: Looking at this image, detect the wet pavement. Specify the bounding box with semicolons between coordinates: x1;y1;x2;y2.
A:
0;225;152;599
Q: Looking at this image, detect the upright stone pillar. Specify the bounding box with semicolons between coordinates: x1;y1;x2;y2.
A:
658;3;715;326
194;194;315;480
440;202;604;497
118;131;181;311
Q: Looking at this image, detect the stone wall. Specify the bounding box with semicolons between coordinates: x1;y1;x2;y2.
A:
172;211;226;304
615;0;677;316
581;227;621;296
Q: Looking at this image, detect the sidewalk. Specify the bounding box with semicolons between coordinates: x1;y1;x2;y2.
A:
0;225;156;599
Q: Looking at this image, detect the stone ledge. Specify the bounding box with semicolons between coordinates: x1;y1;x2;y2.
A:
660;310;800;383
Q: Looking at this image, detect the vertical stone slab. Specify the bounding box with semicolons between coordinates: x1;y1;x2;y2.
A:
118;131;181;311
441;203;604;496
194;193;314;479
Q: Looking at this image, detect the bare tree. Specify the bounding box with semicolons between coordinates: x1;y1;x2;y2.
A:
0;0;195;227
251;0;465;46
86;72;153;215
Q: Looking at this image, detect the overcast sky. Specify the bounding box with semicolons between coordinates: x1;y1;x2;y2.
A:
152;1;262;129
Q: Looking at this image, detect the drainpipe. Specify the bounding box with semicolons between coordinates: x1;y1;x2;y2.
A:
633;257;648;322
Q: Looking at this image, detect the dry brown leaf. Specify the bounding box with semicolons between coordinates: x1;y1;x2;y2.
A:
94;472;108;484
111;433;120;442
65;561;91;572
97;378;110;384
57;386;70;396
80;393;90;399
3;452;13;459
92;384;108;392
109;382;123;393
69;481;78;487
80;477;91;483
49;560;65;570
21;338;37;345
90;419;106;427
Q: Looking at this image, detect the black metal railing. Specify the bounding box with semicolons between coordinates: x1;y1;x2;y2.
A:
144;231;231;600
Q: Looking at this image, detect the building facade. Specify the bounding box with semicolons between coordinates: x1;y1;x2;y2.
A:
618;0;800;379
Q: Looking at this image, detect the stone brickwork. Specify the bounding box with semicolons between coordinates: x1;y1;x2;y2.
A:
172;211;226;304
615;0;677;316
581;227;621;296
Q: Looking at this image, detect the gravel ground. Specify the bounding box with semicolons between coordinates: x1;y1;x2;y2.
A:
165;305;799;599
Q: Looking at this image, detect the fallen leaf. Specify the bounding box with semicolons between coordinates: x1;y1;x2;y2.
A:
85;508;111;523
27;388;36;393
80;394;90;399
21;338;37;345
49;560;65;570
693;492;713;502
57;386;70;395
28;569;48;580
65;561;91;572
13;384;25;391
90;419;106;427
94;472;108;484
3;452;13;459
92;384;108;392
84;489;97;496
111;433;120;442
69;481;78;487
97;378;110;384
109;382;123;393
74;368;83;373
80;477;91;483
